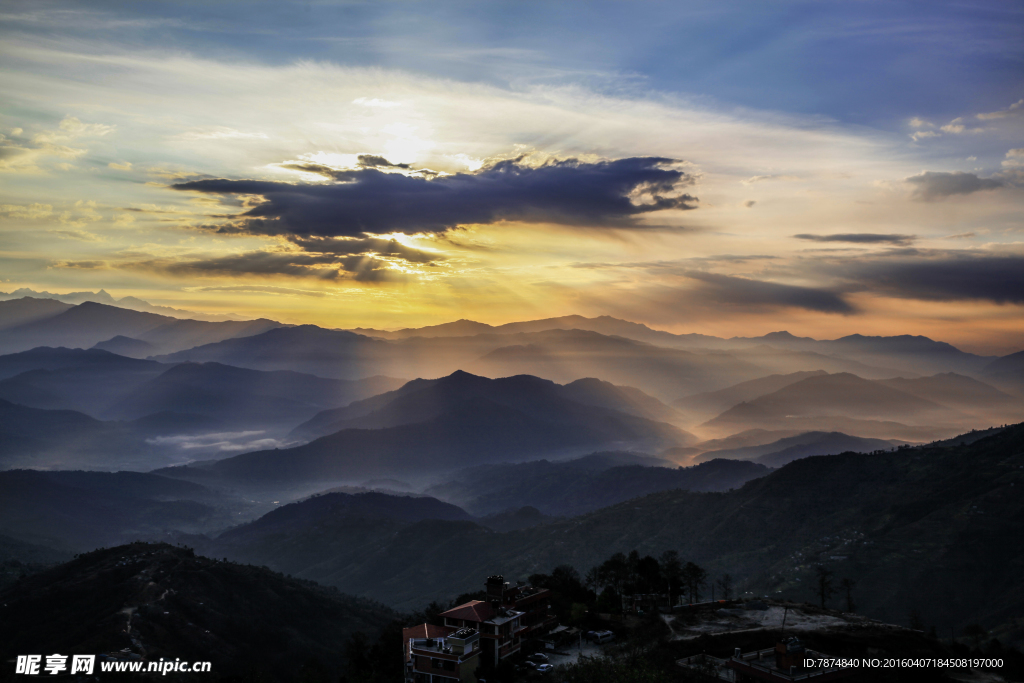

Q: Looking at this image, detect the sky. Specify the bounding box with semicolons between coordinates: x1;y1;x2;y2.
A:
1;0;1022;353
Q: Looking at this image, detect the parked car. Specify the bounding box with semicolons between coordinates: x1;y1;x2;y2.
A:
536;664;554;673
527;653;549;663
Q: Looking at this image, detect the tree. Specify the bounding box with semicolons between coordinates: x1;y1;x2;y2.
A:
602;553;629;597
532;565;590;621
597;586;622;615
839;578;856;613
585;566;603;593
552;564;582;589
659;551;682;605
636;555;662;594
681;562;707;604
716;574;733;600
815;566;836;609
626;550;641;594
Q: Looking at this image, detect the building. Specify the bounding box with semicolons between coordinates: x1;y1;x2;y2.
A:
404;574;557;675
439;598;525;666
677;637;855;682
403;624;481;683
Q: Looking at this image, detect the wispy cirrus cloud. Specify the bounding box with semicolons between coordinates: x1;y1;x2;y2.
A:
794;233;916;246
187;284;332;297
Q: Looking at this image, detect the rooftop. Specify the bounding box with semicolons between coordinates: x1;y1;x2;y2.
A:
403;623;451;641
440;600;495;623
440;599;525;626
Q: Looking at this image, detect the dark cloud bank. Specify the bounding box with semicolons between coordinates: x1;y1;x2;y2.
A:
173;156;698;238
835;252;1024;305
685;271;855;314
161;155;698;282
905;171;1003;200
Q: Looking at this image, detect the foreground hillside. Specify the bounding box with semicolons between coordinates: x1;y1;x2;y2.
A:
424;455;770;516
0;470;236;551
0;543;394;682
204;425;1024;646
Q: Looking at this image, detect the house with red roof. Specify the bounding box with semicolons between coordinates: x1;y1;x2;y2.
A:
403;574;557;678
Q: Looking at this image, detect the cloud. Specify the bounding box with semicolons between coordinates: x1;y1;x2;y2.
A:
189;285;330;297
940;118;965;134
129;249;411;283
145;431;287;452
51;260;107;269
937;117;985;135
683;271;854;314
287;235;443;263
0;203;53;219
0;116;112;172
108;161;132;170
977;98;1024;120
179;127;269;140
793;233;916;246
57;199;102;227
355;154;411;169
740;174;799;184
1003;148;1024;168
172;156;698;237
47;229;102;241
910;131;940;142
908;117;933;129
32;116;115;143
905;171;1003;200
743;200;756;208
833;252;1024;305
570;254;779;271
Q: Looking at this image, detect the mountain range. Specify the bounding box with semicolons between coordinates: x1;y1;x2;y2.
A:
0;288;244;321
158;371;695;488
0;299;281;356
693;431;903;467
352;315;998;375
290;370;687;441
0;347;405;459
0;297;1020;477
697;372;1006;440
